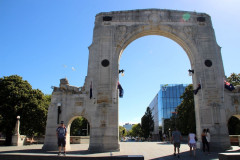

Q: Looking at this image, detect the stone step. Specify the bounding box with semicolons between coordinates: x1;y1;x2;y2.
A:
0;154;144;160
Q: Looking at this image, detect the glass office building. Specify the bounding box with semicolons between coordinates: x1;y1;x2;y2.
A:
158;84;188;126
149;94;159;139
149;84;188;138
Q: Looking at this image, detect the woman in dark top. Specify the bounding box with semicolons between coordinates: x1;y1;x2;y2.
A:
201;129;208;152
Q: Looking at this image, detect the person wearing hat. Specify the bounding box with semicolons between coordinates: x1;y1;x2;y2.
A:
56;121;67;156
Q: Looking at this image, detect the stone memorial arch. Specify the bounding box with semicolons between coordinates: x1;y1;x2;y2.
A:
43;9;236;152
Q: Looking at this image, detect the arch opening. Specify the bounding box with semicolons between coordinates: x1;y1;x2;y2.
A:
67;116;90;148
228;115;240;135
118;29;196;67
118;35;193;141
228;115;240;146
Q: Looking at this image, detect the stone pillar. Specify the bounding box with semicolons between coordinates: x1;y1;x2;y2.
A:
42;101;62;151
12;116;25;146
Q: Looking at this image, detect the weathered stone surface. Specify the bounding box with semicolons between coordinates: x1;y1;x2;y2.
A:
42;9;240;152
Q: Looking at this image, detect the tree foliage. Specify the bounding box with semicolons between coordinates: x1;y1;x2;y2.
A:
163;119;171;134
163;117;178;135
119;126;127;139
0;75;50;145
175;84;196;135
127;129;133;137
131;123;142;138
70;117;90;136
141;107;154;139
227;73;240;86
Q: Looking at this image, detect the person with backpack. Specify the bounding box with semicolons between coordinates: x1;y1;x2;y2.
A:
56;121;67;156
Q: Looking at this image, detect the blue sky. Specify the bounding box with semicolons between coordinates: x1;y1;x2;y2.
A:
0;0;239;125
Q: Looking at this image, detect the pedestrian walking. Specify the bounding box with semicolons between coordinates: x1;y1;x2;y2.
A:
188;132;197;157
171;128;182;158
56;121;67;156
163;133;166;142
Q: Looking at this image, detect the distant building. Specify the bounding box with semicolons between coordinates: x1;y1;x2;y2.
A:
149;84;188;140
149;94;159;140
123;123;134;131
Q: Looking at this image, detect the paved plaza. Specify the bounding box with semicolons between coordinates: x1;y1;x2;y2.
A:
0;142;240;160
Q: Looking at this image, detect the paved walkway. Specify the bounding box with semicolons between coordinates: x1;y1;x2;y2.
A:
0;142;239;160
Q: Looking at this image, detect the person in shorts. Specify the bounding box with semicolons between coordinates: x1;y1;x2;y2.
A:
188;132;197;157
56;121;67;156
171;128;182;158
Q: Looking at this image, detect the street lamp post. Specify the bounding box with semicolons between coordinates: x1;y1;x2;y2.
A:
169;128;171;142
12;116;24;146
14;116;20;135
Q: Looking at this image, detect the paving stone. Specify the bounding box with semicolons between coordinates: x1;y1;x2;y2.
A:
1;142;240;160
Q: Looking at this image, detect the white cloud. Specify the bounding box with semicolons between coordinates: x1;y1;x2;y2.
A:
72;66;76;71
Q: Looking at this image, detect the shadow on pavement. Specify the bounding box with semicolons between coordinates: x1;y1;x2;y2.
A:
151;147;240;160
0;148;115;155
151;149;219;160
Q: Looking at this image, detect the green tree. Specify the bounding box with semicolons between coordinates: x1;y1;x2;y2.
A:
227;73;240;86
159;126;162;133
119;126;126;139
0;75;50;145
19;91;50;137
141;107;154;139
175;84;196;135
70;117;90;136
163;119;171;134
127;129;133;137
131;123;142;138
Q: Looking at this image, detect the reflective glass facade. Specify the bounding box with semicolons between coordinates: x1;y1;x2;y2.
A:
149;94;159;135
158;84;188;126
148;84;188;138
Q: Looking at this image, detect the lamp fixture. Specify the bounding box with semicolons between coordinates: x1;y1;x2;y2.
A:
119;69;125;76
188;69;194;76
